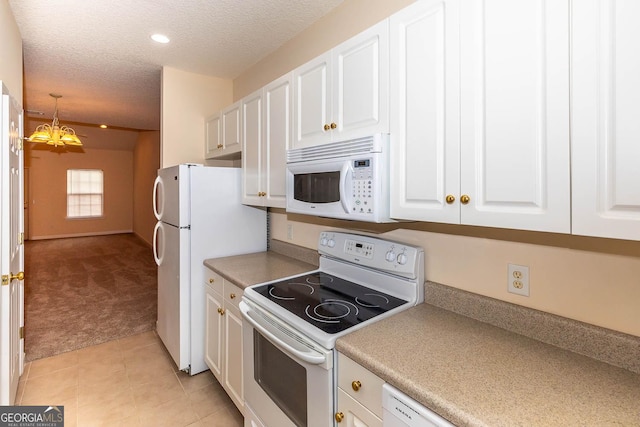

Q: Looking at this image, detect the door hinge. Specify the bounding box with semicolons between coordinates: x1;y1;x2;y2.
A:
19;326;24;339
18;140;23;150
18;232;24;245
1;275;8;286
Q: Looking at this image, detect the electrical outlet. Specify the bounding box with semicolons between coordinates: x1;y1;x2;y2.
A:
508;264;529;296
287;224;293;240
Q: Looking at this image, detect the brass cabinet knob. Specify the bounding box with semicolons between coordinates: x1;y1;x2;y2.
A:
324;124;330;131
217;144;223;149
460;194;470;204
209;278;214;284
335;412;344;423
229;293;236;299
351;380;361;392
330;122;337;129
445;195;455;204
217;307;225;315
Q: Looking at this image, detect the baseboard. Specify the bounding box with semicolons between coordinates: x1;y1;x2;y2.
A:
28;230;134;240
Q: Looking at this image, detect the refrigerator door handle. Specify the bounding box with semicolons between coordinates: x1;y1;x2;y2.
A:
153;221;164;266
153;175;163;220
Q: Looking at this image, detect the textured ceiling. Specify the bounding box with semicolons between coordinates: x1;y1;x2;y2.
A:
8;0;343;132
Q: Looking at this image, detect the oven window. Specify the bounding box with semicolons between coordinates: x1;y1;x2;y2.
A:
293;171;340;203
254;330;307;427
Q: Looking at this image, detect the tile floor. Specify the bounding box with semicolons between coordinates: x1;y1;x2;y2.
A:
16;331;244;427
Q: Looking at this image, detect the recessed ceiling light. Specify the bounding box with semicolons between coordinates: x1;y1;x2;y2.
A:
151;34;170;44
99;124;108;129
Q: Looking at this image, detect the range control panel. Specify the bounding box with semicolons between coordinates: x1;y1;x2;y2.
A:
318;231;423;279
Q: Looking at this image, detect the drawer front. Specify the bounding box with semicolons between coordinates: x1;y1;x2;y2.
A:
204;267;224;294
337;353;384;418
223;280;243;309
336;388;382;427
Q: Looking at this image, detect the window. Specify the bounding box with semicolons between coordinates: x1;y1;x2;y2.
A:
67;169;103;218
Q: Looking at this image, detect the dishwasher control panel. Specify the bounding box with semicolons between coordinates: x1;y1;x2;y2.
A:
382;383;455;427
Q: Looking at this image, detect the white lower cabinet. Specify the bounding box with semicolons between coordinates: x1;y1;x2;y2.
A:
336;353;384;427
204;267;244;415
390;0;571;234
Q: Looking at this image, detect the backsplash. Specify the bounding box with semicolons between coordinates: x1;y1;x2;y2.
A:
425;281;640;374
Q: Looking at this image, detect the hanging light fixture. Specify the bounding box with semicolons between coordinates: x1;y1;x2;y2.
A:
28;93;83;147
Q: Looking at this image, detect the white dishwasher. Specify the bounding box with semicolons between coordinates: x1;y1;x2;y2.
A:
382;383;455;427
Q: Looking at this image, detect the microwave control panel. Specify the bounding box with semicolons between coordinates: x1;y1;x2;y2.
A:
351;159;375;215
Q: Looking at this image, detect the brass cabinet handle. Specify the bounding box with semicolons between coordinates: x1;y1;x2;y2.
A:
217;307;225;315
230;293;236;299
351;380;361;392
209;278;215;284
445;195;455;204
460;194;470;204
323;124;330;131
335;412;344;423
330;122;337;129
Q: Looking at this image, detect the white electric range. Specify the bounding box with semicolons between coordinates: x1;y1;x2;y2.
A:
240;231;424;427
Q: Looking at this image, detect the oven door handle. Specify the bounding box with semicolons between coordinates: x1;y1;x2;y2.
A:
240;301;327;365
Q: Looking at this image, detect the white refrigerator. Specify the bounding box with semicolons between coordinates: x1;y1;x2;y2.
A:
152;164;266;375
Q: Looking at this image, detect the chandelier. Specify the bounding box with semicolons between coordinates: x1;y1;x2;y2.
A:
27;94;83;147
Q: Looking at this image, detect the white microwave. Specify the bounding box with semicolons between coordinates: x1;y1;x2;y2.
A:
286;134;394;222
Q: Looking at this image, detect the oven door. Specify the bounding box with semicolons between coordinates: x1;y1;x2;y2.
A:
240;300;334;427
286;157;353;219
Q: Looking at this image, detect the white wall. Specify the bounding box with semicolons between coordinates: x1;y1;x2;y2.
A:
161;67;234;168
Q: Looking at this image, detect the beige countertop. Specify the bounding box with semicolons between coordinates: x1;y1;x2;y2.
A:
336;303;640;427
203;250;317;289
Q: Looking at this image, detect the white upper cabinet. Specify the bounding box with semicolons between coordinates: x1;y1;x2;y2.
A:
293;20;389;148
205;101;242;159
242;89;263;205
204;112;221;159
390;0;461;224
242;73;291;208
391;0;570;233
459;0;570;233
571;0;640;240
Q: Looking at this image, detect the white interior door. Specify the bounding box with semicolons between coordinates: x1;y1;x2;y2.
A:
0;85;24;405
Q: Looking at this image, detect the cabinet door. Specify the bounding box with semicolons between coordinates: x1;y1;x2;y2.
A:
242;90;263;206
204;112;222;159
263;73;292;208
222;100;242;154
204;285;224;382
459;0;570;232
571;0;640;240
293;52;331;148
224;303;244;414
333;19;389;141
390;0;461;223
336;388;382;427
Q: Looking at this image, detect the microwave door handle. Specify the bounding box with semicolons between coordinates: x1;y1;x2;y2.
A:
339;162;351;213
240;302;326;365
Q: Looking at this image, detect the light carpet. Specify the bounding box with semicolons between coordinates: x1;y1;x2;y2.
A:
24;233;157;361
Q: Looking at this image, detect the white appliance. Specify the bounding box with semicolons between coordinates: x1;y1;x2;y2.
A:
286;134;394;223
153;164;266;375
382;383;454;427
241;231;424;427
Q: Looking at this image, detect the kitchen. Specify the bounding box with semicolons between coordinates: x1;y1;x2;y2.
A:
2;0;640;426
